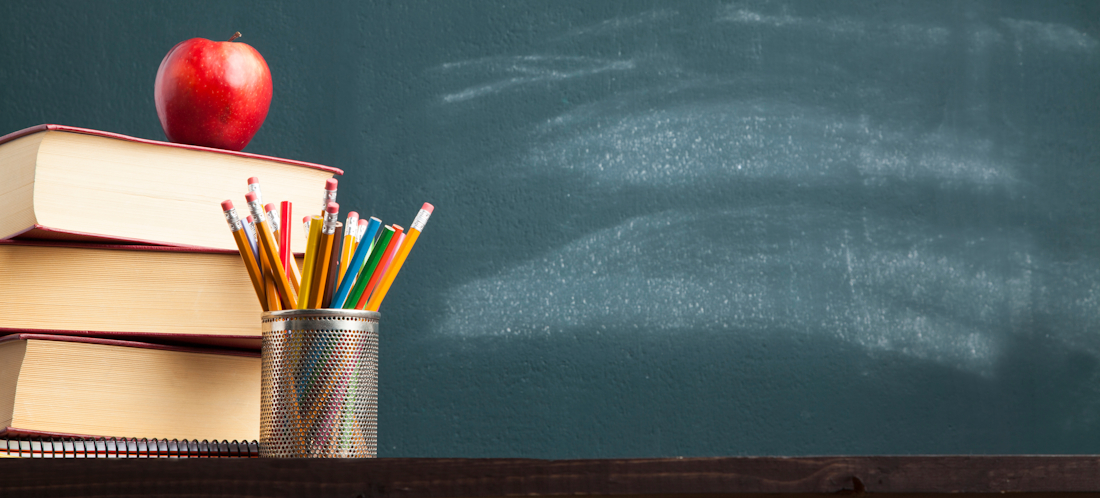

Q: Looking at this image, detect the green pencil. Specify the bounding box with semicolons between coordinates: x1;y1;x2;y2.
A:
343;225;395;309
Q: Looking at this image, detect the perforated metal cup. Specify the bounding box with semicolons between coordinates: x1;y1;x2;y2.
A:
260;308;380;458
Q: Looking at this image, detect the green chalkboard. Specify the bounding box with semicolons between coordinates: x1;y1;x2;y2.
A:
2;0;1099;457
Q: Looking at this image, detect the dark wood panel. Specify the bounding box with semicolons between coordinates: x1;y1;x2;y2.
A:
4;456;1100;497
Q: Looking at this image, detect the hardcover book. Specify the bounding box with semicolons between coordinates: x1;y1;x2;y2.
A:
0;124;342;252
0;334;260;442
0;240;299;349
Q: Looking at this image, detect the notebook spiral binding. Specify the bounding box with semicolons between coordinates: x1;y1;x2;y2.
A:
0;437;259;458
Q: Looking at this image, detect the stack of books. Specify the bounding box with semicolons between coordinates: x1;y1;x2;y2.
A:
0;124;341;449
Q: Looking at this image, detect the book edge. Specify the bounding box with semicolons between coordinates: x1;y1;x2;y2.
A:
0;124;343;176
0;333;260;358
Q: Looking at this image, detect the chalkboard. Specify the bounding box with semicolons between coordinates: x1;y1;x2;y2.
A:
2;0;1099;457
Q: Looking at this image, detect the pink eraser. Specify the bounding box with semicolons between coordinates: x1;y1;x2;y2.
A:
264;203;276;212
348;211;359;219
358;218;369;226
248;177;260;185
220;200;234;211
326;202;340;214
246;215;254;223
245;191;258;203
325;178;338;190
303;216;311;223
421;202;435;213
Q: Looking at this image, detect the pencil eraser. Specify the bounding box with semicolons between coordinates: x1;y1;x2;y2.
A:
246;215;254;223
326;202;340;214
220;200;234;211
303;216;311;223
325;178;338;190
421;202;434;214
358;218;369;226
248;177;260;185
245;191;258;203
348;211;359;219
264;203;276;212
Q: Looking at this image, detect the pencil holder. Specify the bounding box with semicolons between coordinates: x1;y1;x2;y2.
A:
259;308;380;458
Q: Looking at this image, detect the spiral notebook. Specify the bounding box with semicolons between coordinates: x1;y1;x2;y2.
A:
0;437;259;458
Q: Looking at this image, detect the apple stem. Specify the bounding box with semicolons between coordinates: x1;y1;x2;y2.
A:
229;32;242;42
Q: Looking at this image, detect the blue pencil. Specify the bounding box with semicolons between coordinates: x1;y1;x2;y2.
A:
330;217;382;308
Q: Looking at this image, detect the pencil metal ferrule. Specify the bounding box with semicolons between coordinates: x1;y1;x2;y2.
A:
223;208;243;232
322;210;339;235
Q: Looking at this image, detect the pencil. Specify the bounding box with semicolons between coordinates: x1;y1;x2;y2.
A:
331;216;381;309
243;215;260;268
343;225;394;309
278;201;302;294
366;203;434;312
246;191;297;309
247;177;263;205
296;216;322;309
352;225;404;310
262;249;282;311
320;178;338;215
221;200;267;310
322;220;344;308
308;202;340;309
338;211;359;283
262;203;285;311
352;217;369;258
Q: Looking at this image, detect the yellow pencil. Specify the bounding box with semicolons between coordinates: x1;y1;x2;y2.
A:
297;216;323;309
221;200;267;310
366;203;434;312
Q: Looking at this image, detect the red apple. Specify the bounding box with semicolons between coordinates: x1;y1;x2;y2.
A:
154;32;272;151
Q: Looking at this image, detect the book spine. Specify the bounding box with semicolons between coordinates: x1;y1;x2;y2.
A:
0;437;258;458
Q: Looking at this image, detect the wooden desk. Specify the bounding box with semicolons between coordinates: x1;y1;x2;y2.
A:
4;455;1100;497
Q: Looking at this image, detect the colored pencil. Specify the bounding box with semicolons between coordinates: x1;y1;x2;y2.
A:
331;217;381;309
308;202;340;309
343;225;395;309
221;200;267;310
352;225;404;310
366;203;434;312
246;191;297;309
296;216;322;309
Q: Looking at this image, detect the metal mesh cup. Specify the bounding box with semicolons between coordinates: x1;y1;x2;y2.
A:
260;308;380;458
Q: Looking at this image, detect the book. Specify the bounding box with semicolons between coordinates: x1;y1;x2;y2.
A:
0;240;309;349
0;333;260;442
0;124;342;252
0;437;258;458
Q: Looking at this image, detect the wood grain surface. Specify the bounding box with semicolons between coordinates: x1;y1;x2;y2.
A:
3;456;1100;497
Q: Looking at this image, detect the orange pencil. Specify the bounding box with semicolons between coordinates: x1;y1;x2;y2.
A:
366;203;434;312
221;200;267;311
245;191;297;309
338;211;359;283
322;221;344;308
262;251;282;311
308;202;340;308
353;224;404;310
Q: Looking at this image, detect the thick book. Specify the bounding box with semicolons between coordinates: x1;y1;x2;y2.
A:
0;240;290;349
0;333;259;442
0;437;258;458
0;124;342;252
